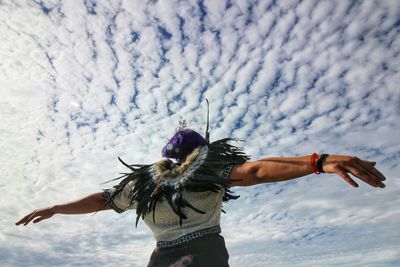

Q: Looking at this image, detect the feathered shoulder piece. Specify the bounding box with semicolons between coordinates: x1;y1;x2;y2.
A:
105;138;250;226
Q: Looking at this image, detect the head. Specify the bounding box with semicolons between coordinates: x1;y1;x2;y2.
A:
161;129;207;162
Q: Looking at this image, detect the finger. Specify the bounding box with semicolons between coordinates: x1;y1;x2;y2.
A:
33;217;44;224
341;158;382;187
15;217;27;225
334;166;359;188
359;159;386;181
360;166;386;186
24;211;38;226
343;164;379;188
16;212;34;225
354;159;386;187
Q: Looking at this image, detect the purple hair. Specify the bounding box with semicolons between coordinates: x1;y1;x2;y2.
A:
161;129;207;161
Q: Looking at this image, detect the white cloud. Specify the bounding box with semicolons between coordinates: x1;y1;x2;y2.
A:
1;0;399;266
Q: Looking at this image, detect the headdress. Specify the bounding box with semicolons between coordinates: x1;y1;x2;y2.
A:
161;99;210;161
161;128;207;161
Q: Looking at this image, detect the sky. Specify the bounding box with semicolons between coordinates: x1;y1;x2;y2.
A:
1;0;399;266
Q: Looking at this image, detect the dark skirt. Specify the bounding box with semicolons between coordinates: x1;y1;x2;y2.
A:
147;234;229;267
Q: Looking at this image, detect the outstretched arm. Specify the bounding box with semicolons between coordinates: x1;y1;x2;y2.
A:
15;192;111;226
230;154;386;188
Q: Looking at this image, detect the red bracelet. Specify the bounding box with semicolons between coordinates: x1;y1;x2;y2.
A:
310;153;320;174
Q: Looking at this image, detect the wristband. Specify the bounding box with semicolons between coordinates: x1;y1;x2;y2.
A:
316;154;329;173
310;153;320;174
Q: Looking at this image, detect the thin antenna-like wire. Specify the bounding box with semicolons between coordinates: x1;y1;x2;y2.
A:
205;98;210;143
198;50;210;143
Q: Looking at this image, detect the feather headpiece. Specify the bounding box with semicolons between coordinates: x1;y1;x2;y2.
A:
104;138;249;227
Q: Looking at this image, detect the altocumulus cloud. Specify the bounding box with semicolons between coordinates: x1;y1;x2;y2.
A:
1;0;399;266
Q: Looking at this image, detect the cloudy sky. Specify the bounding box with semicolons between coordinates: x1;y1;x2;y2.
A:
1;0;399;266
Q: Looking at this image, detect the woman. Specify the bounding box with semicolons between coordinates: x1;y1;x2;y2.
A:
16;129;386;267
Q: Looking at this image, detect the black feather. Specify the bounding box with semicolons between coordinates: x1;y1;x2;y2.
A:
104;138;249;227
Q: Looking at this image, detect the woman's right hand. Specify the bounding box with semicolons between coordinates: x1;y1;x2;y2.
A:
322;155;386;188
15;207;55;226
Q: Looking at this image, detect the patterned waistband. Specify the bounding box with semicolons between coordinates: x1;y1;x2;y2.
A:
156;225;221;248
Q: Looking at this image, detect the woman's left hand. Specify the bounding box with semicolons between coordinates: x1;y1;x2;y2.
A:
16;207;55;226
322;155;386;188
